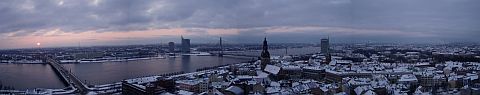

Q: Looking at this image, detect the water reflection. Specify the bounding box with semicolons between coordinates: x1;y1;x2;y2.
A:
181;56;191;72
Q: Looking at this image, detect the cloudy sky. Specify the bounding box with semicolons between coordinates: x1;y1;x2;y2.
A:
0;0;479;49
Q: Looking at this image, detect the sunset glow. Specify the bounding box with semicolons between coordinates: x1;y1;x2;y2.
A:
0;0;477;49
0;0;479;94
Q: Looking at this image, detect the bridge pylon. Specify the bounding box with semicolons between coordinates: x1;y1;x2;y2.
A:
218;37;224;57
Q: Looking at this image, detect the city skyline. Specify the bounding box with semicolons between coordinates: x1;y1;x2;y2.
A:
0;0;479;49
1;0;480;94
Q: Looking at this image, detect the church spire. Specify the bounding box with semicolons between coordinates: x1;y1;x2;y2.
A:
263;37;268;51
260;37;270;70
261;37;270;58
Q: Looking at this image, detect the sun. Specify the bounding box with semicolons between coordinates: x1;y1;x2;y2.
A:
36;42;41;46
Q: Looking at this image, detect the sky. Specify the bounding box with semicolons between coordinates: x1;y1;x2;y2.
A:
0;0;479;49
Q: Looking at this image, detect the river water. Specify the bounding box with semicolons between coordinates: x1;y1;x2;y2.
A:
0;64;65;90
0;47;321;90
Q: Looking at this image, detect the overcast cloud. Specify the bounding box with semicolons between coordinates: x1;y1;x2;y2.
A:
0;0;479;48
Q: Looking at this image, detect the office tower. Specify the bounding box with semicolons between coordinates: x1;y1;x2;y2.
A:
321;38;332;64
168;42;175;53
321;38;329;54
181;36;191;53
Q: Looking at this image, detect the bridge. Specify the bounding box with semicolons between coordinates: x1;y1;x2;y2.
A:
44;55;89;94
207;37;260;58
209;52;259;58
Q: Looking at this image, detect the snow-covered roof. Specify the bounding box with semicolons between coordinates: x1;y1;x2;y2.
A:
303;66;325;71
270;81;281;87
132;84;146;90
398;74;417;82
364;90;377;95
466;73;479;80
256;71;269;78
329;60;337;65
336;60;352;64
354;86;373;95
347;78;371;86
225;86;244;95
125;76;159;84
198;89;225;95
264;65;280;75
291;82;320;93
334;92;347;95
177;90;194;95
266;87;281;94
175;79;205;85
282;66;302;70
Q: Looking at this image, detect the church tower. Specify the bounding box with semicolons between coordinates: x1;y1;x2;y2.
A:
260;37;271;70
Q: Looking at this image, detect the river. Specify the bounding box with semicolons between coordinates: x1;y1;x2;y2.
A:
0;47;321;90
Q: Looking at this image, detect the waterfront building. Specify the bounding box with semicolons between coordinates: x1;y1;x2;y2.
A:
74;52;103;59
122;81;166;95
181;36;191;53
176;78;208;93
156;77;176;92
168;42;175;53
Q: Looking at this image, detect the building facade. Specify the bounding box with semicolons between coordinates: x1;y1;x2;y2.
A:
321;38;329;54
168;42;175;53
181;36;191;53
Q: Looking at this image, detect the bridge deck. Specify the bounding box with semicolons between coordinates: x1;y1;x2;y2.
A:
209;52;259;58
45;56;89;94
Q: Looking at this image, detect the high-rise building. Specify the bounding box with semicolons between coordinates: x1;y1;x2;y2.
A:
181;36;191;53
260;37;271;70
321;38;329;54
168;42;175;53
321;38;332;64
